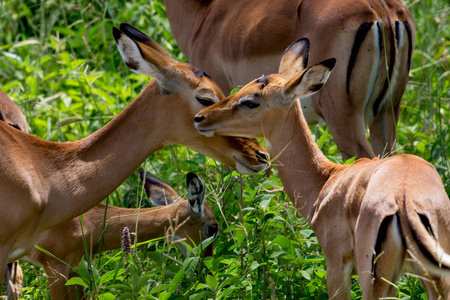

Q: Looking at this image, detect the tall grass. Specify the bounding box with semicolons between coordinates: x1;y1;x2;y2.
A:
0;0;448;298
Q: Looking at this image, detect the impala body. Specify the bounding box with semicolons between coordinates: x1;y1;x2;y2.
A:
20;172;217;300
165;0;415;159
194;39;450;299
0;23;268;291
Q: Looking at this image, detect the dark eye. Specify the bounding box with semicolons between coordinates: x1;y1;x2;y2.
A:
240;101;260;109
196;97;215;107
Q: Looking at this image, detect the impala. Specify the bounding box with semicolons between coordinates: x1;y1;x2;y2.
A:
194;39;450;299
13;172;216;300
0;90;27;300
165;0;415;159
0;89;28;133
0;23;268;291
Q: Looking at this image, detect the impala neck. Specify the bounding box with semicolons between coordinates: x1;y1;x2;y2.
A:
40;82;177;229
164;0;210;57
98;203;187;252
267;101;338;222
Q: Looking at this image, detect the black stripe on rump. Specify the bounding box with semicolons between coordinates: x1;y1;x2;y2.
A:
0;110;4;122
404;21;413;72
372;214;394;278
347;22;373;94
373;19;396;116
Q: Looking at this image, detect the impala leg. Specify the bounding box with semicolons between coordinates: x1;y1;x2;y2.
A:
44;260;82;300
326;259;353;299
369;99;401;158
6;262;23;300
324;110;375;160
0;242;14;296
313;84;375;159
356;214;405;299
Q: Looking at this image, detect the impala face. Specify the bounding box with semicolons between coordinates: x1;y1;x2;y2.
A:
194;46;336;140
140;172;218;257
195;75;289;139
113;23;269;174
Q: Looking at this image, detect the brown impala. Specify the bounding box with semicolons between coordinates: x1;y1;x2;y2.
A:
194;39;450;299
165;0;415;159
15;172;217;300
0;23;268;292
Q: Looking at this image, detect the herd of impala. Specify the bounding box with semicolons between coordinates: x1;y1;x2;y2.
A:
1;0;449;299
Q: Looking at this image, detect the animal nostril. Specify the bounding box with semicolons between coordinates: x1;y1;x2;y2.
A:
194;115;205;123
256;151;269;163
208;224;219;237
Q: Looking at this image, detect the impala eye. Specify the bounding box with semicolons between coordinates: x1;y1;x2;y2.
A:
196;97;215;107
240;101;260;109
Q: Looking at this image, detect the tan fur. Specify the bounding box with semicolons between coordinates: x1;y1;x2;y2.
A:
22;174;217;300
0;90;28;134
165;0;416;159
0;24;268;293
194;43;450;299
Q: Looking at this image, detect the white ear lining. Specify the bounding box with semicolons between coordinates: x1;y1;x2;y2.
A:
117;35;158;78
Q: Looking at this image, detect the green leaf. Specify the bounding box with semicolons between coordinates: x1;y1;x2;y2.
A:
183;256;200;280
344;156;356;164
169;269;185;293
98;292;116;300
65;277;88;288
205;274;219;291
159;291;171;300
250;261;259;271
300;270;311;280
77;258;91;282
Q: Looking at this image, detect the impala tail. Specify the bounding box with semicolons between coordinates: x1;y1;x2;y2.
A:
401;196;450;277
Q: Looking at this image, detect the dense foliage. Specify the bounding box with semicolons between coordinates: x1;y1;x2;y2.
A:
0;0;448;299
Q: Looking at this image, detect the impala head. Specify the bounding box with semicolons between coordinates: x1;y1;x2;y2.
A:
113;23;268;174
194;38;335;139
140;171;218;256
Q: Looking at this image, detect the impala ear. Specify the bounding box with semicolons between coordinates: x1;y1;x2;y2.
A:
283;58;336;103
139;171;180;206
186;172;205;216
278;38;310;78
113;23;177;82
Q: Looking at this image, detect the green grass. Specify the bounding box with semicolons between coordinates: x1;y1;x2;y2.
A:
0;0;449;299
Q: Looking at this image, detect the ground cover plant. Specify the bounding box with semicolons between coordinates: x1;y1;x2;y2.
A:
0;0;448;298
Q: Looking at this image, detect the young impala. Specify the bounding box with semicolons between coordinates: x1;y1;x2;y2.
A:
0;23;268;292
194;39;450;299
165;0;415;159
15;172;216;300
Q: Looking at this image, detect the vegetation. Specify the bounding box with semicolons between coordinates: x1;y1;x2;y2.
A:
0;0;448;298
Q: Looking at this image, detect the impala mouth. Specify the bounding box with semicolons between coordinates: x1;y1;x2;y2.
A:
198;129;215;137
234;155;268;175
195;122;216;137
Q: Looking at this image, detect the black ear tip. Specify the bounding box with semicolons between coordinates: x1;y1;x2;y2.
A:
322;58;336;70
284;37;310;55
186;172;198;185
138;171;166;186
112;27;122;42
119;22;133;32
119;22;152;43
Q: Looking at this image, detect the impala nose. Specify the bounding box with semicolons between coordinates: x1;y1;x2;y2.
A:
256;150;269;164
194;115;205;123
